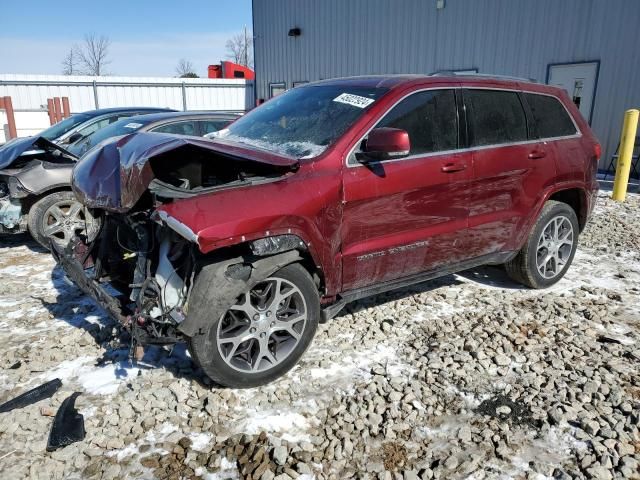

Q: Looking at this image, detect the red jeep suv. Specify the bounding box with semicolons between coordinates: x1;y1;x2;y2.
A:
54;75;600;387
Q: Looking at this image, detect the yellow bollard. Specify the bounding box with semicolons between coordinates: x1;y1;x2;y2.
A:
612;108;639;202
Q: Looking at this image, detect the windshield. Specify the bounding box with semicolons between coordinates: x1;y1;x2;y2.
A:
67;118;147;156
40;114;92;140
217;85;388;158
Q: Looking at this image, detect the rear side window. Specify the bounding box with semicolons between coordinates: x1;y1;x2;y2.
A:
151;121;197;136
465;90;527;147
198;120;232;135
524;93;577;138
376;89;458;155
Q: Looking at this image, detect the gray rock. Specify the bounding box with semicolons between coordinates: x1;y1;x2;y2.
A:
273;445;288;466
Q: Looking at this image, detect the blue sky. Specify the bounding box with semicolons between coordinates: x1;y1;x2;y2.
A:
0;0;253;77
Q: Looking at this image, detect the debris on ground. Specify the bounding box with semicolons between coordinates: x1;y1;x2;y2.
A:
46;392;86;451
0;378;62;413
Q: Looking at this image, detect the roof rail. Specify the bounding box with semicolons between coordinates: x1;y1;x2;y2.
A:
430;71;537;83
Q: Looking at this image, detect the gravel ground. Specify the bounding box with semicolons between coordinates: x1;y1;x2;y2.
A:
0;190;639;480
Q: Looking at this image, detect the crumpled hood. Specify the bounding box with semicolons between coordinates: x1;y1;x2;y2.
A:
0;136;77;169
72;131;299;213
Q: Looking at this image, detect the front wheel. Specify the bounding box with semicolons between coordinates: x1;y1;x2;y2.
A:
505;200;579;289
27;191;101;250
189;263;319;388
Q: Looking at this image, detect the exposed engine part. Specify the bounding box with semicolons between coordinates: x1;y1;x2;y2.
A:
46;392;86;451
129;220;151;302
153;234;187;319
0;378;62;413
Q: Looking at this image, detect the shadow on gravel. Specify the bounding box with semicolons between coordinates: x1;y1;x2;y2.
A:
0;232;48;253
344;274;464;316
33;264;116;343
342;264;525;317
457;265;527;290
94;344;209;388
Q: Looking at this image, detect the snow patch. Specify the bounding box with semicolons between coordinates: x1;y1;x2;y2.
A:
239;410;317;442
46;356;142;395
200;457;239;479
189;432;214;452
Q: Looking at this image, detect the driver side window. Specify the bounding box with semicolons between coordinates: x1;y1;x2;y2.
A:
375;89;458;156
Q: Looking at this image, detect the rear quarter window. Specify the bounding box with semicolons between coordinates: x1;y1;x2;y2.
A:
524;93;578;138
464;89;528;147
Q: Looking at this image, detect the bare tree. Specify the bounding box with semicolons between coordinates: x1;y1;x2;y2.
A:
61;47;79;75
225;26;253;68
176;58;198;78
76;34;112;76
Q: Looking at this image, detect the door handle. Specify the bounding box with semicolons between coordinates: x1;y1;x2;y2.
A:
441;162;467;173
528;150;547;159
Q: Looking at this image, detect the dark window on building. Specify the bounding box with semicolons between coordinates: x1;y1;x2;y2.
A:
234;71;245;78
465;90;528;147
524;93;577;138
376;89;458;155
269;83;286;98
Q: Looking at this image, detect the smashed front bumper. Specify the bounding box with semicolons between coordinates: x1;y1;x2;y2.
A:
50;239;130;326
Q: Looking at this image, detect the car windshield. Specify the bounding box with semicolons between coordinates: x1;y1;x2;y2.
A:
67;118;148;156
216;85;388;158
39;114;92;140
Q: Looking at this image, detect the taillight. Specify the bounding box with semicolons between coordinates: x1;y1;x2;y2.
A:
594;143;601;161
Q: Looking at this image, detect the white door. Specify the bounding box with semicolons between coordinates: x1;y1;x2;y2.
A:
548;62;599;123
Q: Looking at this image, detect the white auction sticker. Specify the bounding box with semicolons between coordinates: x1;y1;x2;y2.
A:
333;93;375;109
124;122;143;129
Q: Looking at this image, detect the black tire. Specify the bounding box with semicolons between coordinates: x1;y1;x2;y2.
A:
505;200;579;289
27;191;100;250
189;263;320;388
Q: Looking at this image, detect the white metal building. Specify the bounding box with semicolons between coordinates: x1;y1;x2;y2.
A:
252;0;640;168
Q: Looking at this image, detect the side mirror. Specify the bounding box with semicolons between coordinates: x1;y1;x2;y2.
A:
66;132;84;144
357;127;410;162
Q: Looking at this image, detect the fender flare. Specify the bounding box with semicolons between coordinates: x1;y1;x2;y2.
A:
179;249;302;338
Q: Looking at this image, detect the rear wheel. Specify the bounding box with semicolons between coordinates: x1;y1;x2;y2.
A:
505;200;579;289
189;263;319;388
27;191;100;250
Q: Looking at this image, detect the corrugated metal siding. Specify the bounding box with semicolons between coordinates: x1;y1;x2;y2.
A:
253;0;640;166
0;74;255;113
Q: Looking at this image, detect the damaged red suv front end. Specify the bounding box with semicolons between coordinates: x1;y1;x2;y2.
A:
52;131;302;339
51;81;390;387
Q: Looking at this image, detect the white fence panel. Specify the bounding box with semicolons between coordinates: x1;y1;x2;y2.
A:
13;111;50;138
0;74;254;113
0;74;254;139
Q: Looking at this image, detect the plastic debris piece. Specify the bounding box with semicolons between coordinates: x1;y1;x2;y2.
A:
0;378;62;413
9;361;21;369
46;392;86;451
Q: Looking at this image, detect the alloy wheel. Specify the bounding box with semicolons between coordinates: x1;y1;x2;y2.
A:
536;215;575;279
216;276;308;373
42;200;99;246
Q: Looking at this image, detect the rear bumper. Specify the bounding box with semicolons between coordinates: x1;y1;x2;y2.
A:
50;240;129;326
